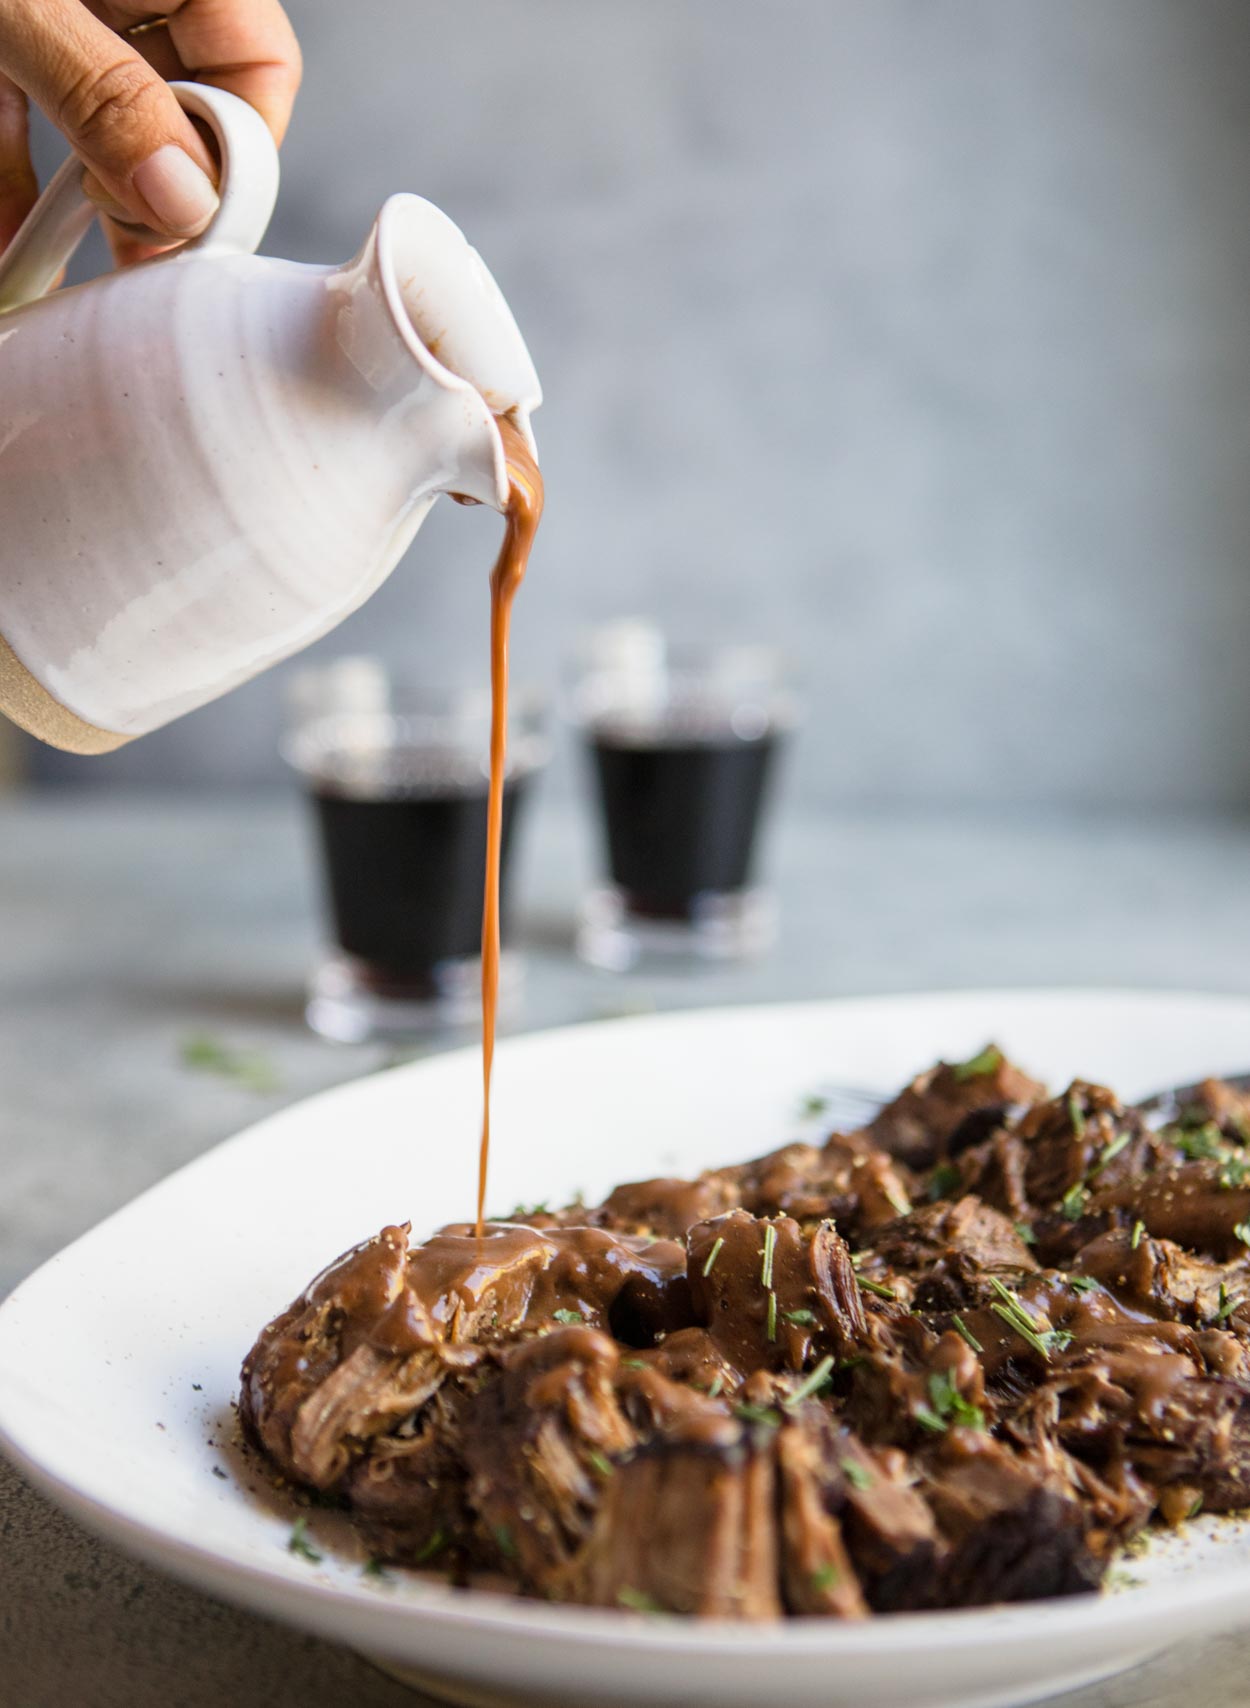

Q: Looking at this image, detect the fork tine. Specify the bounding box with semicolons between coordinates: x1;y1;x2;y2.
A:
1138;1070;1250;1124
800;1085;887;1133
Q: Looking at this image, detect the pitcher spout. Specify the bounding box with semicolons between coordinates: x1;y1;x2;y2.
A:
330;193;542;511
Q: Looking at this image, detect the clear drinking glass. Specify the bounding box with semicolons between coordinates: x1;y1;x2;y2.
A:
283;658;547;1042
571;624;797;972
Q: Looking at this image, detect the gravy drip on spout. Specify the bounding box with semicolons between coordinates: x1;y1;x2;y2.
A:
476;417;543;1237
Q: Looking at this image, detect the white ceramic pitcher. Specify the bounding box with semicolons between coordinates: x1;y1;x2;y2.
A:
0;82;541;754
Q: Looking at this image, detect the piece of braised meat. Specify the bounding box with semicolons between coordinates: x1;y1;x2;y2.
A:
591;1175;741;1240
1015;1083;1157;1213
457;1327;636;1584
241;1221;689;1490
870;1046;1046;1171
1091;1161;1250;1261
240;1223;486;1489
770;1406;941;1613
686;1210;866;1374
774;1410;870;1617
867;1196;1039;1310
729;1135;915;1238
344;1383;475;1567
915;1431;1101;1605
560;1415;782;1618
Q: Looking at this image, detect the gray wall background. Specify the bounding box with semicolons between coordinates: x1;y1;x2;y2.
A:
22;0;1250;808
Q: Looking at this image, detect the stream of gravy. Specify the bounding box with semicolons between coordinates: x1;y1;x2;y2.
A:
476;417;543;1238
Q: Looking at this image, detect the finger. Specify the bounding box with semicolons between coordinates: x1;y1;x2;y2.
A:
0;71;36;252
0;0;220;239
70;19;190;268
103;216;179;268
78;183;181;262
127;28;184;84
79;4;184;79
100;0;302;145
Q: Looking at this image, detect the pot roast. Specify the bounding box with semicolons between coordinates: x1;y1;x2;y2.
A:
240;1050;1250;1617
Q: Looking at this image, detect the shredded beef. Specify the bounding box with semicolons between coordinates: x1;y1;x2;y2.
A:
241;1052;1250;1618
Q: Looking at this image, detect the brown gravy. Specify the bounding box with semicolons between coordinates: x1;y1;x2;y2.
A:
476;418;543;1237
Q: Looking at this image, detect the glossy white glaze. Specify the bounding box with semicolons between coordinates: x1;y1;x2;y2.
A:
0;84;540;738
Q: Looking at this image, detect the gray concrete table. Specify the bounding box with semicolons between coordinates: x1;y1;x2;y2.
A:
5;790;1250;1707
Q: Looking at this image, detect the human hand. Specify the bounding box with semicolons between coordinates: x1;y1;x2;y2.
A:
0;0;300;262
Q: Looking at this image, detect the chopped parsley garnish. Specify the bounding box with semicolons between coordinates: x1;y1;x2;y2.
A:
552;1308;584;1325
1061;1183;1089;1221
508;1201;549;1220
1235;1220;1250;1249
702;1236;725;1278
784;1308;818;1326
1068;1275;1099;1294
181;1032;279;1094
1066;1089;1086;1139
841;1458;874;1491
799;1093;830;1118
1217;1283;1240;1324
362;1556;390;1579
1105;1569;1143;1592
783;1356;835;1409
707;1373;725;1399
1175;1123;1226;1163
621;1357;648;1370
858;1276;897;1301
588;1450;615;1478
950;1313;983;1353
617;1587;664;1614
928;1163;962;1201
734;1401;782;1428
1090;1131;1131;1176
287;1517;322;1563
1221;1154;1250;1189
988;1277;1070;1360
916;1369;986;1434
761;1224;777;1290
950;1045;1004;1083
493;1524;518;1559
1014;1221;1036;1246
1188;1494;1204;1520
766;1290;778;1341
810;1563;840;1593
1130;1220;1145;1250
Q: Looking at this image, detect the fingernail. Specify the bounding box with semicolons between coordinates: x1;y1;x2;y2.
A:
132;145;219;236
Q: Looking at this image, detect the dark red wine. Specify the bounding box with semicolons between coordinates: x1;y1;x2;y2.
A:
588;727;779;919
311;766;531;982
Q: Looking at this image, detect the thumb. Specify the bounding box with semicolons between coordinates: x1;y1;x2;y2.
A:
0;0;219;238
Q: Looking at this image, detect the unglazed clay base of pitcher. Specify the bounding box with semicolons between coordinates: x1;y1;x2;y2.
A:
0;633;129;754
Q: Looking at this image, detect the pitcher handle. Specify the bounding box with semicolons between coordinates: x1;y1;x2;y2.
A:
0;81;279;314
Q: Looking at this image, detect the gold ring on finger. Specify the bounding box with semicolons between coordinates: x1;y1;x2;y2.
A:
125;15;172;37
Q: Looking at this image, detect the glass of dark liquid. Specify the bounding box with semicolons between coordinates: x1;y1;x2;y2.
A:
573;625;796;971
284;659;546;1041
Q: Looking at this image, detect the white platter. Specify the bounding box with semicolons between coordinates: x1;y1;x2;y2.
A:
4;989;1250;1708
